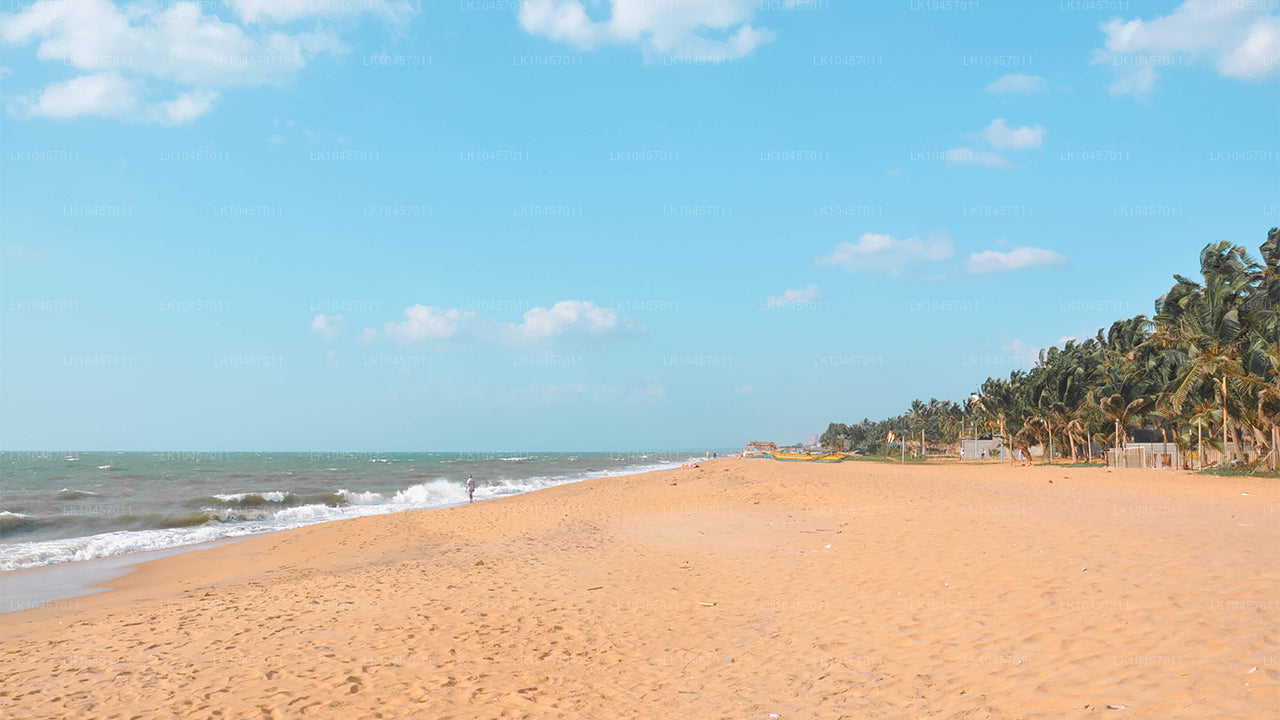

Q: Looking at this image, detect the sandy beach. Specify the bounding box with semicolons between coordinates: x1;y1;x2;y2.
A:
2;459;1276;719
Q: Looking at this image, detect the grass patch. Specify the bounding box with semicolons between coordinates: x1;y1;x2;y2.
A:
1196;466;1279;477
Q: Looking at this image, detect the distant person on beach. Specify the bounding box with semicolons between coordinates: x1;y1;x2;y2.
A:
466;474;476;504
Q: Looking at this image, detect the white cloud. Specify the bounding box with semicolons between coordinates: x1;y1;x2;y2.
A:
1106;64;1158;96
765;284;821;308
966;246;1069;273
630;383;666;402
0;0;388;123
946;119;1045;169
1094;0;1280;95
310;313;347;339
518;0;774;61
820;230;954;276
945;147;1014;169
18;71;138;119
382;305;475;344
985;73;1048;94
1001;338;1040;367
149;89;220;124
514;300;630;341
973;118;1045;150
367;300;636;346
1220;15;1280;78
224;0;415;25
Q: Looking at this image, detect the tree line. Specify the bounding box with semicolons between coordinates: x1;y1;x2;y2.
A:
820;230;1279;470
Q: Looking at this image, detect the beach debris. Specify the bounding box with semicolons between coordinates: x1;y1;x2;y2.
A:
768;714;781;718
697;602;716;607
670;482;678;486
1246;666;1258;674
475;560;484;566
1106;705;1127;710
587;586;603;591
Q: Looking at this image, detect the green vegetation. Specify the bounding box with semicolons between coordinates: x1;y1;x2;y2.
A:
1195;466;1271;477
821;231;1279;472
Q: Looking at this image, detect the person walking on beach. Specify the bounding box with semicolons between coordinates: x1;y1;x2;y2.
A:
466;474;476;504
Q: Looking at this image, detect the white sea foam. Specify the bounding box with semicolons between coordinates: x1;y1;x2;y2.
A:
338;489;390;505
213;491;291;503
0;458;697;572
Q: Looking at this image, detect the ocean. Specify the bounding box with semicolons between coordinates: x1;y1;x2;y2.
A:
0;451;708;572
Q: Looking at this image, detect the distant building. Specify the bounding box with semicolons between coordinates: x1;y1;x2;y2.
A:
961;436;1006;460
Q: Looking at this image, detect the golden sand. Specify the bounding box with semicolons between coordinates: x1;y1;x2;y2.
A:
2;459;1277;719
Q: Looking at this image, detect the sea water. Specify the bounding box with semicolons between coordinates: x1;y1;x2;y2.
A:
0;451;705;572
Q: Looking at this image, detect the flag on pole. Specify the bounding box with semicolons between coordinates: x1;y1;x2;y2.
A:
886;430;895;444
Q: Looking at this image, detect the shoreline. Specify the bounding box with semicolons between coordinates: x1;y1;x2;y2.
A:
0;453;707;577
0;457;720;617
3;459;1276;718
0;536;251;614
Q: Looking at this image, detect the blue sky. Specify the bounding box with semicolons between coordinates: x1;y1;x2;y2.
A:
1;0;1277;450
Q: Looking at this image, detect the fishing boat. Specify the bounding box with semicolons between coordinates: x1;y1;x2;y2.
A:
812;454;849;463
765;452;818;462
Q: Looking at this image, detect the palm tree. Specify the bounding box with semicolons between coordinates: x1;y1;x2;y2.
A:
909;399;927;458
819;232;1277;474
1099;394;1153;448
1153;242;1255;465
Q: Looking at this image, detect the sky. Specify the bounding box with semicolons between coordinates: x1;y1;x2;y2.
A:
0;0;1277;451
